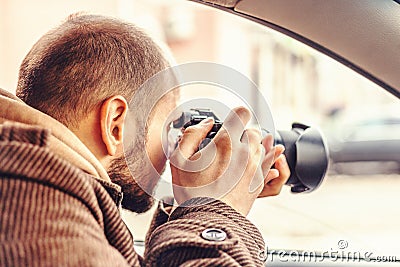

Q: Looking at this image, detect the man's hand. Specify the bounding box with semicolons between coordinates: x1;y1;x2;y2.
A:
258;142;290;198
170;107;290;216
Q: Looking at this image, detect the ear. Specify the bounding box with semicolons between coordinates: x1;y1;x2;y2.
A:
100;95;128;156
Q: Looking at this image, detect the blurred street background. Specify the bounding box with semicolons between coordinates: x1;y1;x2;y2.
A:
1;0;399;258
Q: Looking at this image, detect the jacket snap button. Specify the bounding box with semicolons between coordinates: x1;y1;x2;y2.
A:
201;228;227;241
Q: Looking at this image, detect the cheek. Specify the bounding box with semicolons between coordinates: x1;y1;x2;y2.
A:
146;119;167;173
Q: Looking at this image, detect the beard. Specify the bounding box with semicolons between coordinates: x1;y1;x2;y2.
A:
108;140;161;213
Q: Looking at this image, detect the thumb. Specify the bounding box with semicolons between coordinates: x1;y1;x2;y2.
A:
176;117;214;159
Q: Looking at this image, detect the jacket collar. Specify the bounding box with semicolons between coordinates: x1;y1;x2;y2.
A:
0;88;112;183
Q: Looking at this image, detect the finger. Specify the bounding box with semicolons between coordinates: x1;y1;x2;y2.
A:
176;117;214;159
216;107;251;144
240;128;262;155
274;154;290;185
248;145;265;193
273;144;285;160
261;134;275;173
265;169;279;183
254;168;279;197
242;129;265;193
258;179;283;197
262;143;285;174
261;136;285;159
261;133;274;151
258;155;290;197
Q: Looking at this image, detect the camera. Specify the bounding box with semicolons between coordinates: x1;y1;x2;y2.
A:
172;108;329;193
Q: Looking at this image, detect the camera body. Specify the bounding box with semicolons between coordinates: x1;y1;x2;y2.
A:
173;108;329;193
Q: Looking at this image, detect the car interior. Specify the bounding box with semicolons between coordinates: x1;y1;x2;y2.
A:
0;0;398;266
182;1;400;266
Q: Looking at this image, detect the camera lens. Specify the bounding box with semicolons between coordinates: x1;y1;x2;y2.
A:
264;123;329;193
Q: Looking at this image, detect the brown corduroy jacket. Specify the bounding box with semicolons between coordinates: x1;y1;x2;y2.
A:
0;89;265;267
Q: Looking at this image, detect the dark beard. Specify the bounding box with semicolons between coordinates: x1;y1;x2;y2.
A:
108;147;158;213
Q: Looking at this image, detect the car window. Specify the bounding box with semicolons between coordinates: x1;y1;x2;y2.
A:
233;16;400;261
344;124;400;142
2;0;399;264
128;0;399;258
119;0;400;262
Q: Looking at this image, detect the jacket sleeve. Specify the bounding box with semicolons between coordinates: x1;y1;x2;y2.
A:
143;197;265;267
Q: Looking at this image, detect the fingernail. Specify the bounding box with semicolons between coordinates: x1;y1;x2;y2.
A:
277;144;285;153
270;169;279;178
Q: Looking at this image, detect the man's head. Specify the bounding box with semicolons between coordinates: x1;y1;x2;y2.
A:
16;14;176;213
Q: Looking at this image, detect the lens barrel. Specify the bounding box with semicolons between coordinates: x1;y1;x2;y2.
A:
269;123;329;193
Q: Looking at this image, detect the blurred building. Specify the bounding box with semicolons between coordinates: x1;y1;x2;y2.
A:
1;0;397;127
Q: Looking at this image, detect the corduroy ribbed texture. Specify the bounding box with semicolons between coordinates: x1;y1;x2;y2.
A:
144;198;265;266
0;123;138;267
0;122;266;266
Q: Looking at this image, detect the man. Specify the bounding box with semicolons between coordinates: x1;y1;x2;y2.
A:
0;14;289;266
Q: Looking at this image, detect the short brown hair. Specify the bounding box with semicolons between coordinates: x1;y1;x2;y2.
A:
17;14;170;127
